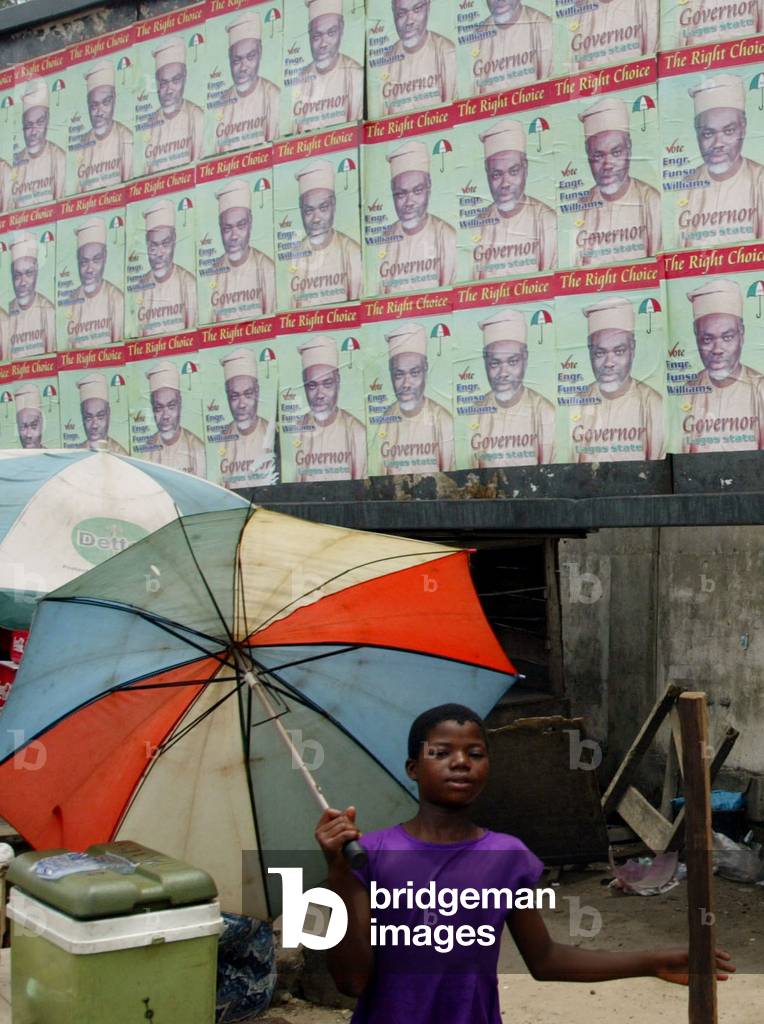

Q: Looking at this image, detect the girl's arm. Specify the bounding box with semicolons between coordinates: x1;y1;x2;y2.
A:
508;908;735;984
315;806;374;998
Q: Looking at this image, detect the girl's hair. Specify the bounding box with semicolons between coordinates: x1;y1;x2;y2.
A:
407;704;488;761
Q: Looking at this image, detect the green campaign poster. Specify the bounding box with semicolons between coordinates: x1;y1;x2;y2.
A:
660;0;762;53
274;125;362;311
554;0;658;79
12;50;70;208
363;290;454;476
58;345;129;453
452;275;558;468
457;0;554;98
196;147;276;325
0;202;57;362
554;260;667;463
664;244;764;454
0;362;17;446
5;353;61;450
0;67;15;213
55;188;126;351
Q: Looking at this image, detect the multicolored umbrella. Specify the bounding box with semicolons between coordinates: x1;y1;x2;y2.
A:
0;507;517;918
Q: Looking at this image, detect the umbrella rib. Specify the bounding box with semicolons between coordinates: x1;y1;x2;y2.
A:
249;646;362;674
175;512;236;647
154;679;246;755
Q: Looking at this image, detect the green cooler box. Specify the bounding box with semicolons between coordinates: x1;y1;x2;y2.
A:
6;840;223;1024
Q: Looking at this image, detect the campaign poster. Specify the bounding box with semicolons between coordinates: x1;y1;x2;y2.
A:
133;3;207;179
58;345;129;453
274;124;362;310
556;60;661;270
660;0;763;52
6;353;61;450
125;168;197;339
196;147;276;325
456;0;553;98
282;0;364;136
55;188;126;352
364;290;454;476
0;68;16;214
554;0;658;79
362;108;458;298
452;275;558;469
554;260;667;462
366;0;457;120
126;330;206;476
0;362;16;445
454;87;559;283
205;0;283;157
659;40;764;253
199;318;279;489
12;49;70;209
664;245;764;453
0;202;57;362
64;26;136;195
277;303;366;483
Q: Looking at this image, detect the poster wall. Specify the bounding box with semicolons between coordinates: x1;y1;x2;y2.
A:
660;0;763;53
58;345;128;453
457;0;553;98
0;68;16;214
554;0;658;78
12;49;70;209
5;354;61;450
0;202;57;362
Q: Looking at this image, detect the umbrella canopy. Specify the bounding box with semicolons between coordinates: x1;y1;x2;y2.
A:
0;450;247;628
0;507;517;917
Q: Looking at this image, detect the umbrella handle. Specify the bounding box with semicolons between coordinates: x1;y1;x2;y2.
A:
343;839;367;869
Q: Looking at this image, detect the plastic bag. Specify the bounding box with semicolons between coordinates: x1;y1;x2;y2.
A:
216;913;276;1023
712;830;764;883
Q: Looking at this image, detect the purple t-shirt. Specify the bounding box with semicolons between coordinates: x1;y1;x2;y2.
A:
351;824;544;1024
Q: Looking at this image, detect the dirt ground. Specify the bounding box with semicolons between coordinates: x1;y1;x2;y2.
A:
256;868;764;1024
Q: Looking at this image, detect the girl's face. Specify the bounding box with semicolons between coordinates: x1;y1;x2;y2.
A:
406;719;489;806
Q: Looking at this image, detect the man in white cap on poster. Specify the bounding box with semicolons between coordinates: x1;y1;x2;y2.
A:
137;200;197;337
375;322;454;475
211;180;275;320
218;349;277;488
379;140;456;295
2;234;55;361
66;218;124;349
471;309;555;467
380;0;455;116
290;159;361;309
15;383;45;449
77;372;128;454
291;0;362;134
12;80;66;209
678;0;763;48
561;0;657;74
682;279;764;452
144;360;206;475
471;0;552;94
571;297;664;462
77;61;133;193
575;96;661;267
216;11;279;153
473;119;557;279
681;74;764;249
145;38;203;175
0;156;12;212
295;335;366;481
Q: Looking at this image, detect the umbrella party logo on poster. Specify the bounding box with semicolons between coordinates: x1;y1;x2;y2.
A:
454;84;559;283
125;168;197;339
196;147;276;325
126;330;206;476
553;0;658;79
556;59;661;270
660;0;763;53
362;106;459;298
659;39;764;252
55;188;127;351
0;202;57;362
11;50;70;209
0;67;15;213
7;354;62;450
452;275;558;468
366;0;457;120
277;303;366;483
456;0;553;98
132;3;206;179
282;0;365;137
364;290;454;476
58;344;129;454
64;26;137;196
274;124;362;311
199;319;279;489
664;244;764;453
205;0;284;157
554;260;667;463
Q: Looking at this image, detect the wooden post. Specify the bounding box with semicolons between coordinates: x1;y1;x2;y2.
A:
678;692;717;1024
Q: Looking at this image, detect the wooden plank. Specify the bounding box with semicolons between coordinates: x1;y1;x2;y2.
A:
660;728;681;819
666;727;739;853
602;684;684;814
678;693;717;1024
671;707;684;778
617;785;673;853
543;539;565;697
